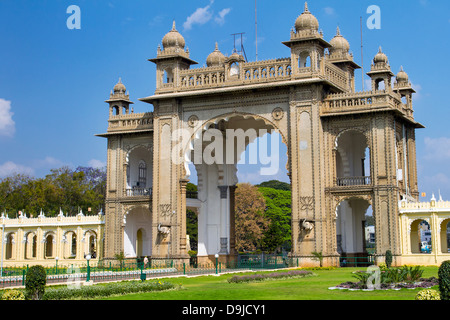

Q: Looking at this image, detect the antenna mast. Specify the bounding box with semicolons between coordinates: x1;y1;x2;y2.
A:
255;0;258;61
360;16;365;91
231;32;248;62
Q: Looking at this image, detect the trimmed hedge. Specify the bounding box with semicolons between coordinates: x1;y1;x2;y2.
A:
227;270;313;283
1;289;25;300
42;280;175;300
438;260;450;300
25;265;47;300
415;289;440;300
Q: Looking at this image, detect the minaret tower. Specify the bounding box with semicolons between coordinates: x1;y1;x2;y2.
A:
282;2;331;74
367;47;394;91
105;78;133;117
149;21;198;91
328;26;361;92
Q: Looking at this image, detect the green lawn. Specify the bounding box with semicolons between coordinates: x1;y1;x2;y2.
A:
102;266;439;300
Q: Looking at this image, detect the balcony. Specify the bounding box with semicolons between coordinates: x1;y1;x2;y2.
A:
336;176;371;187
125;187;152;197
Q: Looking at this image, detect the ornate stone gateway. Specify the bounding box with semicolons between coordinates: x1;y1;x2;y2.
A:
97;3;423;266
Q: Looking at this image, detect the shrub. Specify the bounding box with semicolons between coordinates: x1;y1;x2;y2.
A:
42;280;174;300
438;260;450;300
415;289;440;300
25;265;47;300
385;250;393;268
1;289;25;300
227;270;312;283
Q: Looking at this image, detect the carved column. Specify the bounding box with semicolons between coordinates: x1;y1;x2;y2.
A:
229;185;237;257
179;178;190;259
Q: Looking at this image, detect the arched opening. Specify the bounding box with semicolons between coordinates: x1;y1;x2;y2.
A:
71;233;77;257
45;234;55;258
374;78;386;91
89;235;96;256
298;51;311;69
336;197;372;266
229;62;240;78
136;229;144;257
123;206;152;258
185;114;291;261
410;219;432;254
25;233;37;259
113;106;120;116
163;68;174;84
5;233;13;260
126;146;153;196
335;130;371;186
440;219;450;254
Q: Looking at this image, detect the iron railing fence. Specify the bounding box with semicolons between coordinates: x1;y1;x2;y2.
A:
0;254;311;289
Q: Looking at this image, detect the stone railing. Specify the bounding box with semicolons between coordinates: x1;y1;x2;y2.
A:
179;66;226;89
0;213;104;226
155;56;350;93
336;176;372;187
399;200;450;212
321;90;411;118
322;62;348;90
125;187;153;197
108;112;154;132
242;58;292;83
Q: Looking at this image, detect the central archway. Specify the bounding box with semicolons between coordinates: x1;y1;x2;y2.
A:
182;112;290;263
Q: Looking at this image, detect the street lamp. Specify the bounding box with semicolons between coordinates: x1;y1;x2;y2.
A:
55;256;59;275
0;222;4;277
86;254;91;282
215;253;219;274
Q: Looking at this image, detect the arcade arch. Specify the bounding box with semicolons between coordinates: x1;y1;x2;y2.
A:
183;113;290;259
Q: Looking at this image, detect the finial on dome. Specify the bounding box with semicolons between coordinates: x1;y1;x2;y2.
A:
336;26;341;36
304;2;309;13
215;42;219;51
172;20;177;31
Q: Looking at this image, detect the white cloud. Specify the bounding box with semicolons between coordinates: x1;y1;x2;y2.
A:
34;156;66;169
88;159;106;169
423;137;450;162
183;2;214;31
0;161;34;178
0;99;15;137
324;7;335;15
214;8;231;25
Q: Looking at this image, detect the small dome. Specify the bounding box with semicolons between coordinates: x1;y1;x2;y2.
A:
113;78;126;94
396;66;409;82
162;21;185;49
329;27;350;54
295;2;319;33
373;47;388;64
206;43;226;67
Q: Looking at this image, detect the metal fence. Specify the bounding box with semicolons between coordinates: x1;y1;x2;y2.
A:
339;256;375;267
0;255;301;289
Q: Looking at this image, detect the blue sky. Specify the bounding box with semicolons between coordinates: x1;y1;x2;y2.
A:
0;0;449;200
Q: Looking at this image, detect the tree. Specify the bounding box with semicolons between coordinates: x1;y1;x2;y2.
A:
257;180;291;191
25;265;47;300
0;166;106;217
234;183;269;252
258;187;291;252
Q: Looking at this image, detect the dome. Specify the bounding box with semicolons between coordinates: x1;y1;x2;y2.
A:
329;27;350;54
295;2;319;33
396;66;409;82
113;78;126;94
162;21;185;50
206;43;226;67
373;47;388;64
